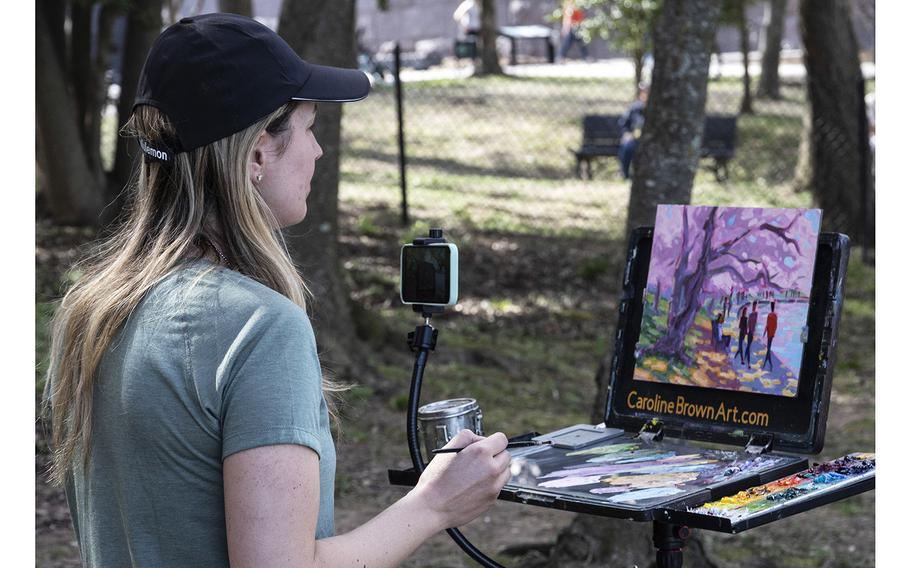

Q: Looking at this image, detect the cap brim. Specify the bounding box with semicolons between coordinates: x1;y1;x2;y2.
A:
292;64;372;103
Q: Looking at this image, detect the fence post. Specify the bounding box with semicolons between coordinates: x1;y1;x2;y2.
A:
394;42;409;227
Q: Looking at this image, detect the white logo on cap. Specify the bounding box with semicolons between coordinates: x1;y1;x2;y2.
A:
139;138;169;162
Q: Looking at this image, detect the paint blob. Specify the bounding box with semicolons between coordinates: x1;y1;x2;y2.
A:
689;453;875;521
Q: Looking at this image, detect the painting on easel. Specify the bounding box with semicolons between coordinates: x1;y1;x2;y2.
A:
634;205;822;397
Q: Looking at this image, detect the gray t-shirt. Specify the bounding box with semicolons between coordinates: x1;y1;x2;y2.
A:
62;260;336;567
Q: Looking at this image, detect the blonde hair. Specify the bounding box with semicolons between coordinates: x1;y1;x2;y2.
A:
43;101;347;486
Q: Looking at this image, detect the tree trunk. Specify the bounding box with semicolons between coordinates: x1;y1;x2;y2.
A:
799;0;869;240
757;0;785;99
219;0;253;16
38;0;66;212
792;106;812;193
633;46;645;97
477;0;503;75
110;1;163;225
625;0;722;234
36;0;105;226
278;0;364;374
70;2;93;146
71;2;118;181
739;1;753;114
45;0;67;68
535;3;723;565
653;211;718;359
94;5;120;172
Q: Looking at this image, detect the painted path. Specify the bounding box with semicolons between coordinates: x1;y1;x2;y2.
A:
721;299;807;397
635;301;803;396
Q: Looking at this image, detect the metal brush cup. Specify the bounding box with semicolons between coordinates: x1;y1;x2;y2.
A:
417;398;484;459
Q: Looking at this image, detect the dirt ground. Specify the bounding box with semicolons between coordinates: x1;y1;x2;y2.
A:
35;211;874;567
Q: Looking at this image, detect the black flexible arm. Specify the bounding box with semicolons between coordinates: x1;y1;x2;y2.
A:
407;322;507;568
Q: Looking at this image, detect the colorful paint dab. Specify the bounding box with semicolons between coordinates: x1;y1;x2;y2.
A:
690;453;875;521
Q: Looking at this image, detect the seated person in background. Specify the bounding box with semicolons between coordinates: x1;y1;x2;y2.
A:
618;83;649;180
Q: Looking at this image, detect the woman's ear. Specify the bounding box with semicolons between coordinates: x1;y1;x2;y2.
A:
249;131;268;185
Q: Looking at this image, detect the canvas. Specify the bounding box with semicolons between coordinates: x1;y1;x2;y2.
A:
633;205;822;397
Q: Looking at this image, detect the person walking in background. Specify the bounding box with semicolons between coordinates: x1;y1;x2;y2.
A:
453;0;481;39
737;304;749;364
762;301;778;370
618;83;648;179
558;0;590;61
745;300;759;366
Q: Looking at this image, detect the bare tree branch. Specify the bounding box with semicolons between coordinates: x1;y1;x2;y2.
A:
712;212;800;262
720;251;762;265
757;215;801;254
713;226;752;257
706;263;785;291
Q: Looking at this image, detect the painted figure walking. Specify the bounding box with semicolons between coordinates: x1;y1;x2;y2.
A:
745;301;759;365
737;305;749;364
762;301;778;370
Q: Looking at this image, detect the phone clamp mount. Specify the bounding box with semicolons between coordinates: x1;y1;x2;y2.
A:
403;229;507;568
410;228;449;321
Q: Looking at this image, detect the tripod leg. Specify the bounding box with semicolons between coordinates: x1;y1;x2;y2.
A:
653;522;690;568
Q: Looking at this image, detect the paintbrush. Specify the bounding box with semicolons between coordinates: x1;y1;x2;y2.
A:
431;440;552;454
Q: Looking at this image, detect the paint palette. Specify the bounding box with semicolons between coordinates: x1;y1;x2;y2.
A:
661;453;876;533
503;430;805;519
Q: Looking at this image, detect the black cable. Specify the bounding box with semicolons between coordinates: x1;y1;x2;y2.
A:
407;322;507;568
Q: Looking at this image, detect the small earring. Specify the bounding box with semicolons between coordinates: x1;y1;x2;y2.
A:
256;173;263;183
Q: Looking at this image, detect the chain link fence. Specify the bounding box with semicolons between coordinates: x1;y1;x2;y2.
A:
338;60;870;245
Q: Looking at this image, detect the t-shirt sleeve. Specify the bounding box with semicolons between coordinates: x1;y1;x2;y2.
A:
217;304;326;462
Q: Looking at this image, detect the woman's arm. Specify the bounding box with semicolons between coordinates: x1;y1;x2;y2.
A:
224;429;510;568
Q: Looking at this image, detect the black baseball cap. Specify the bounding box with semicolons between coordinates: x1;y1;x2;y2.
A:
133;12;371;157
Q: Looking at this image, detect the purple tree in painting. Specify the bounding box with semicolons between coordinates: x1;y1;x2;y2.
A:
647;206;821;362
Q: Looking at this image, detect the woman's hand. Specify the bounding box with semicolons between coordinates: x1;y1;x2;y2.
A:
410;429;511;529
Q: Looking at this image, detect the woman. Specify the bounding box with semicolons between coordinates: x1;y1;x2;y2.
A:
43;13;511;567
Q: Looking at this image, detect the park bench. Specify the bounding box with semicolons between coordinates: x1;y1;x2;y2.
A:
700;115;737;182
497;25;556;65
572;114;624;180
571;114;738;181
455;26;556;64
